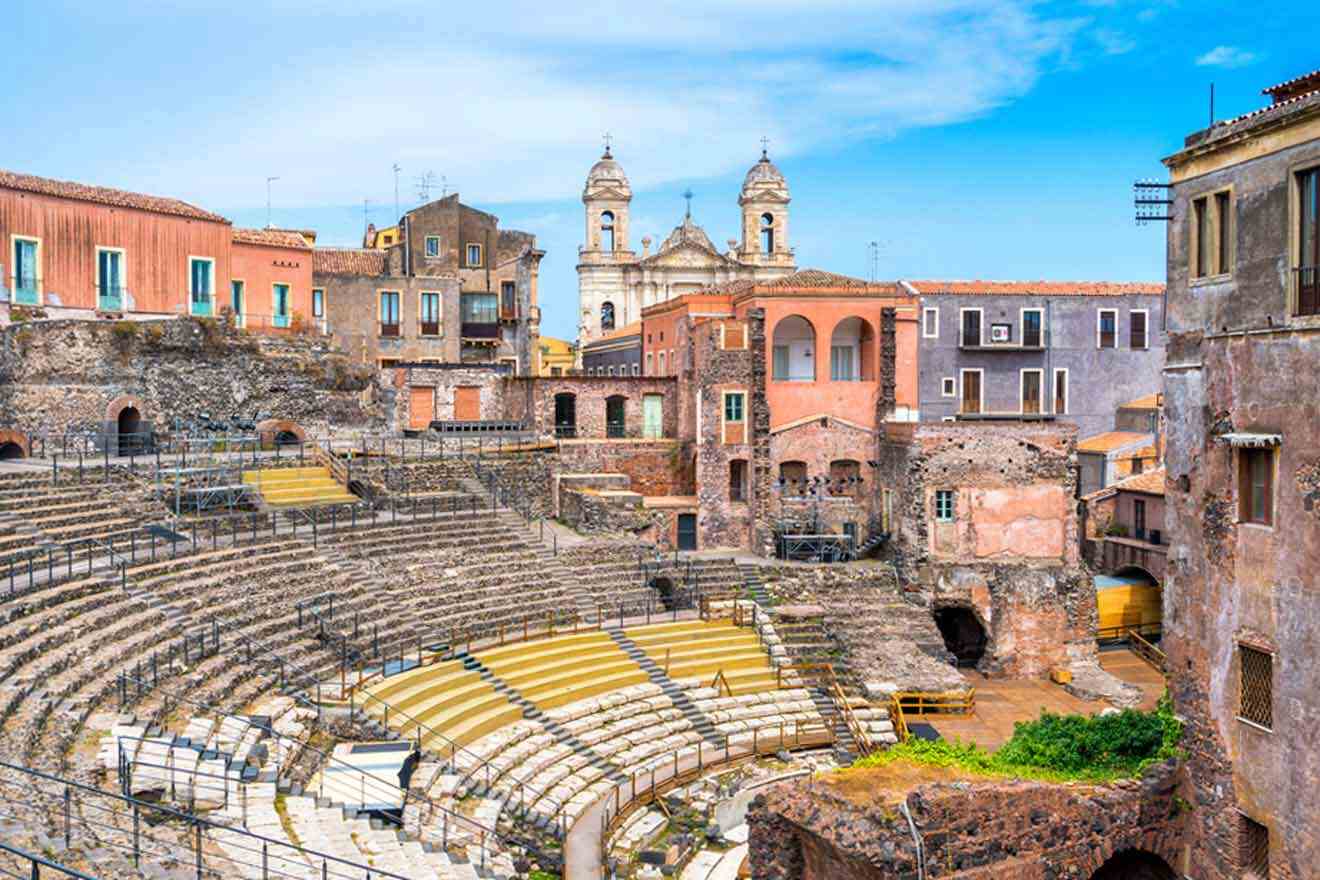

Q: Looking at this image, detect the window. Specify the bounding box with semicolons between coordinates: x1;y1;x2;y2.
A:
779;461;807;492
11;236;41;304
1133;498;1147;540
312;288;324;318
941;377;956;397
272;283;290;328
1297;166;1320;316
1238;645;1273;730
189;257;214;316
830;344;855;381
425;235;441;258
420;292;441;335
1021;308;1042;348
231;280;245;327
1053;368;1068;415
601;301;615;332
461;292;497;325
960;369;982;414
960;309;982;347
1130;310;1149;349
922;307;939;339
1020;369;1042;415
465;243;482;266
1238;448;1273;526
1098;309;1117;348
1192;190;1233;278
600;211;615;252
379;290;400;336
631;363;639;377
96;247;126;310
658;350;666;374
829;459;861;496
645;352;653;374
607;366;615;377
935;490;955;522
501;281;516;318
723;391;745;423
729;460;748;502
772;315;815;380
760;213;774;254
1238;813;1270;878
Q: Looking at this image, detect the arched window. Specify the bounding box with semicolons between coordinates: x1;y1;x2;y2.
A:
778;461;807;495
829;459;862;496
760;213;774;254
830;316;875;381
600;211;615;252
772;315;815;381
601;301;615;332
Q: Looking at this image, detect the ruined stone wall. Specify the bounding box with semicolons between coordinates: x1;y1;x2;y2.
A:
555;439;692;497
395;365;506;430
1162;116;1320;880
747;760;1184;879
0;317;383;437
877;420;1094;677
691;315;759;550
504;376;678;439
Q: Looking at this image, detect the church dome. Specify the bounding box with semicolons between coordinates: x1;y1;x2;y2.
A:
583;148;632;200
658;214;718;255
739;151;790;203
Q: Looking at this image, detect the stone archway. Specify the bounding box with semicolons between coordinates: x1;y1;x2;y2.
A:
256;419;307;448
1090;849;1177;880
934;606;988;667
649;576;677;611
105;395;149;458
0;429;29;460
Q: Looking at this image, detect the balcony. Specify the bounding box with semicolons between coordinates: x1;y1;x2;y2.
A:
96;286;129;312
1099;535;1167;582
461;321;500;340
958;341;1046;352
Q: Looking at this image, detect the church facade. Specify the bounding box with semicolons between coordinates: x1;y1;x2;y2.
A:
576;146;797;346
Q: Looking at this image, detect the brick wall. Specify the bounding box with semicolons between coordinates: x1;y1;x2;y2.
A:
555;439;693;497
505;376;678;439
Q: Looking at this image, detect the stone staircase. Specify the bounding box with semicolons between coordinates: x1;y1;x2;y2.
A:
603;628;723;746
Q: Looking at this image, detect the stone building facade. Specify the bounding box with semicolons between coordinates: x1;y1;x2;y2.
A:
316;194;542;374
1161;68;1320;880
910;280;1165;438
576;146;796;345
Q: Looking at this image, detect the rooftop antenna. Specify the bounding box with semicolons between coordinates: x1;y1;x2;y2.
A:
392;163;401;220
416;170;438;203
683;188;693;219
760;135;770;159
264;176;279;229
1209;82;1215;127
362;199;371;236
441;175;449;198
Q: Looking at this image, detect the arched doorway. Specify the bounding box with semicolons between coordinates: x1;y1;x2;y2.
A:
0;441;24;461
649;576;676;611
1090;849;1176;880
829;316;875;381
934;607;987;667
117;406;143;457
554;393;577;438
275;430;301;446
771;315;816;381
606;395;626;438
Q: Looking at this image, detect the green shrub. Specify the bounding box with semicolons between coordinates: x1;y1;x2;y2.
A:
854;692;1182;783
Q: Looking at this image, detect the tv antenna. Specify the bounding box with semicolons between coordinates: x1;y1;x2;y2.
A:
265;176;279;228
392;163;401;220
416;171;439;203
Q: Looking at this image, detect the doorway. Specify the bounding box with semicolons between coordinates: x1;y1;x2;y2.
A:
606;395;626;438
934;607;987;667
643;394;663;439
554;393;577;438
1089;850;1176;880
117;406;143;457
0;442;24;461
454;386;481;421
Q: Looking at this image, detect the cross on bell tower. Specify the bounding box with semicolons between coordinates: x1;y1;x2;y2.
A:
602;132;613;157
683;188;693;219
760;135;770;159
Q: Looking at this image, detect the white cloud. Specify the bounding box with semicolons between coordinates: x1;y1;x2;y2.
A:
42;1;1083;209
1195;46;1259;69
1093;28;1136;56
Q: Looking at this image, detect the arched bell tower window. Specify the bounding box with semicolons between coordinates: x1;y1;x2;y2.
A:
600;211;615;253
760;213;775;254
601;301;616;332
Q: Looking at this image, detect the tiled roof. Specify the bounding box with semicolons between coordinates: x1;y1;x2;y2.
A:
0;169;228;222
233;227;312;249
585;321;642;347
908;280;1164;297
1120;393;1162;410
1263;68;1320;101
313;248;388;276
1111;467;1166;497
761;269;875;289
1077;431;1151;454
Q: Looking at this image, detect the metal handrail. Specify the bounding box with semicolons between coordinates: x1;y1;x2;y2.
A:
0;841;98;879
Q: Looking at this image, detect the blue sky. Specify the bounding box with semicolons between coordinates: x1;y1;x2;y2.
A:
3;1;1315;340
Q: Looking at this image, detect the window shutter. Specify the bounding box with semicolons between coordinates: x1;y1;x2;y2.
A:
1238;451;1251;522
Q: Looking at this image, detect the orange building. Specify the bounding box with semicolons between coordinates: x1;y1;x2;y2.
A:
0;168;313;336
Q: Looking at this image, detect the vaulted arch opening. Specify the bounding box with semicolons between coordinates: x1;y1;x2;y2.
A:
1089;849;1176;880
600;211;615;252
601;301;616;333
760;212;774;254
0;442;24;461
772;315;815;381
830;316;876;381
117;406;143;457
934;606;987;667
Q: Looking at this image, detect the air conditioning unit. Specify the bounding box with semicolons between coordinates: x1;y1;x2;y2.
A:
990;324;1011;343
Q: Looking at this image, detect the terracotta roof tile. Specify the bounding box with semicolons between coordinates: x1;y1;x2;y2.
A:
758;269;874;289
1110;467;1166;497
586;321;642;346
1077;431;1151;454
0;169;227;222
1263;68;1320;100
908;280;1164;297
1120;393;1162;410
232;227;312;249
313;248;388;276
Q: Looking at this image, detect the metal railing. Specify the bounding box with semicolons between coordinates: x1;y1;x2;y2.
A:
0;841;98;879
894;689;976;716
1129;630;1168;673
1295;266;1319;317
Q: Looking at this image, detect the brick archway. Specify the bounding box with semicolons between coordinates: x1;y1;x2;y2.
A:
0;429;29;460
256;419;307;447
105;395;146;426
105;395;150;456
1078;826;1184;879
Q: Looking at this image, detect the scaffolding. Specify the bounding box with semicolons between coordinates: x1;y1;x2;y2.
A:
154;435;262;515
